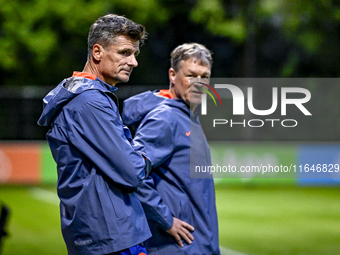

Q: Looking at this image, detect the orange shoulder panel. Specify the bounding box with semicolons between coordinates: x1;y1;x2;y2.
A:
72;71;97;80
158;89;174;99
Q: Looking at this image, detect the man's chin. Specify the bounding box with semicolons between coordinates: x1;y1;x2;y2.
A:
189;99;201;107
189;96;202;105
114;75;130;84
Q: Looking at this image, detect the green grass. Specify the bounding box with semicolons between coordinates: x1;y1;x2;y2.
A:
0;186;67;255
216;185;340;255
0;185;339;255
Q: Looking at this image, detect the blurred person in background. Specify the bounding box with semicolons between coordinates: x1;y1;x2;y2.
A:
38;14;152;255
122;43;220;255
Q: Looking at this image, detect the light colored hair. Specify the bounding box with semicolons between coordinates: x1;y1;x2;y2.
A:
170;43;212;72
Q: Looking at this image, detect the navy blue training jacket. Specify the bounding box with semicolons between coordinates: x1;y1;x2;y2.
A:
37;74;152;255
122;90;220;255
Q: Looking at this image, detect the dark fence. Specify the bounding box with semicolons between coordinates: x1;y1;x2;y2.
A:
0;85;164;140
1;81;339;141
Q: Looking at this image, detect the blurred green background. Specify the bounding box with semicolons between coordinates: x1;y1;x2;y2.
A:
1;0;340;140
1;0;340;254
2;0;340;87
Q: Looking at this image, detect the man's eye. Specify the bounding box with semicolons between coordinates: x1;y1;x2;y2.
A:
121;51;130;56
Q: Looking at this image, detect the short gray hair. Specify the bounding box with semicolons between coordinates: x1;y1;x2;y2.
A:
87;14;147;59
170;43;212;72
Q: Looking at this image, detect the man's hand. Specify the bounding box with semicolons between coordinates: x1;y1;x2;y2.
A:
166;217;194;247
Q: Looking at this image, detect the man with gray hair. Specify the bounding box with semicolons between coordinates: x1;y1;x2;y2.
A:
122;43;220;254
38;14;152;255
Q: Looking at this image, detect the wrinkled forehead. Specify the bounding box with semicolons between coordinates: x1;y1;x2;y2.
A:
177;57;211;71
108;35;140;51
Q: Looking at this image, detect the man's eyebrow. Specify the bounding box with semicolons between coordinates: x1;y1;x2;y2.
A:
118;47;140;55
187;69;210;75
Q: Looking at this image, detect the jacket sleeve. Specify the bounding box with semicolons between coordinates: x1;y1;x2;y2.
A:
137;176;173;230
132;108;175;229
68;92;151;190
133;108;174;167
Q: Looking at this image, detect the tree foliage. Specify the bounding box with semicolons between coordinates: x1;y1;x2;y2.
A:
0;0;169;85
189;0;340;77
1;0;340;86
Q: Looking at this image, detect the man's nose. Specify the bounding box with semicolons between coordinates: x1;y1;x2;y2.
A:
127;55;138;67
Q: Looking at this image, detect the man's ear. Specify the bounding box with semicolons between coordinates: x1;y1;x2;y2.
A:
169;68;176;85
92;44;103;61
